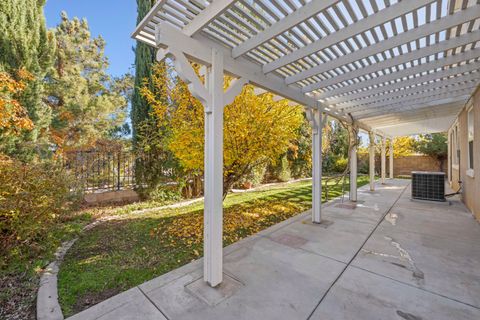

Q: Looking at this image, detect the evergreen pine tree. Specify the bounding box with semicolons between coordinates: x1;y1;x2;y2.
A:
132;0;156;144
0;0;55;159
45;12;132;151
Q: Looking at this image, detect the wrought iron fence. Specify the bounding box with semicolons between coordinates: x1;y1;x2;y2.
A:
64;150;136;193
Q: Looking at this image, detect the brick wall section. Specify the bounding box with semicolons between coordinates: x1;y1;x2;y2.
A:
393;155;445;176
358;154;443;176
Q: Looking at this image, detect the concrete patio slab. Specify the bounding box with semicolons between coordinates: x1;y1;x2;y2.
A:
67;287;167;320
353;220;480;308
143;236;346;320
310;266;480;320
67;180;480;320
268;217;375;263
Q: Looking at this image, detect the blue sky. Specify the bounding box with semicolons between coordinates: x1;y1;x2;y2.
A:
44;0;137;77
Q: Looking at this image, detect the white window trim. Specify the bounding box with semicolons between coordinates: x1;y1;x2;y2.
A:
466;168;474;178
452;120;460;167
466;104;474;177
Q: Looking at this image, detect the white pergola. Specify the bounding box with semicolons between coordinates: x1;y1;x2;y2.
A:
133;0;480;287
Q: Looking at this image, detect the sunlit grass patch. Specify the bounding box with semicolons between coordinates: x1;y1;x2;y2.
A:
58;176;369;316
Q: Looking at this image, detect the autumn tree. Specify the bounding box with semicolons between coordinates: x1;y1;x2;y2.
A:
386;136;416;157
45;13;131;151
0;0;56;159
141;62;303;197
0;69;34;139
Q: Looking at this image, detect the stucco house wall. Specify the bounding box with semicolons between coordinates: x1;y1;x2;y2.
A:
448;86;480;221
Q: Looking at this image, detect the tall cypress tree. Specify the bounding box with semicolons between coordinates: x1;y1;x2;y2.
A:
0;0;55;159
132;0;156;145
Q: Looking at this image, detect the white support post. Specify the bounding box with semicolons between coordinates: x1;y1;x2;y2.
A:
204;48;224;287
389;138;394;179
349;126;358;202
381;136;386;184
307;107;323;223
369;132;375;191
155;29;248;288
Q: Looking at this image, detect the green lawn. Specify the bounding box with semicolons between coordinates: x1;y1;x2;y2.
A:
58;176;369;316
0;212;92;320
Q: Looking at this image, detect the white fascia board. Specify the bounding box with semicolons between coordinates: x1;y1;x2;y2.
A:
263;0;434;74
183;0;235;37
232;0;338;58
286;6;480;85
318;47;480;100
340;71;480;111
303;29;480;93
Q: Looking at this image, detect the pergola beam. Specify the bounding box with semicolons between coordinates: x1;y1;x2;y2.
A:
353;84;476;117
341;72;479;112
334;61;480;107
317;47;480;100
286;6;480;85
356;87;474;119
263;0;433;74
303;29;480;93
183;0;235;37
363;101;465;126
155;22;383;135
156;23;316;108
131;0;168;40
232;0;338;58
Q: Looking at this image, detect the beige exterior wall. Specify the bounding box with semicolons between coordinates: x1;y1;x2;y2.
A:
448;87;480;221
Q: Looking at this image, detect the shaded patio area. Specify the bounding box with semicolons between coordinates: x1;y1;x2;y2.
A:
68;179;480;320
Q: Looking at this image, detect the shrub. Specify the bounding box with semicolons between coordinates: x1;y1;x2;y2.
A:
0;157;82;268
270;156;291;182
332;157;348;173
145;184;182;204
234;162;268;189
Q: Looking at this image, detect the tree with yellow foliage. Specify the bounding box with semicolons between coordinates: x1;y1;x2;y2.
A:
387;136;416;157
0;69;34;137
141;62;303;197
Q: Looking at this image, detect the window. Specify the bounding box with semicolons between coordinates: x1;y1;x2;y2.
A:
467;106;474;177
452;123;459;168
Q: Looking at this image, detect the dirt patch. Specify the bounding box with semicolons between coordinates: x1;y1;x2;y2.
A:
0;273;37;320
72;287;123;315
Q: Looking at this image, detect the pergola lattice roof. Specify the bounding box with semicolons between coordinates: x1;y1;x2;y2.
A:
133;0;480;136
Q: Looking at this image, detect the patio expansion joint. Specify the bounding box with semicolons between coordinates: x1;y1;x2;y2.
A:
137;286;170;320
306;182;410;320
348;265;480;311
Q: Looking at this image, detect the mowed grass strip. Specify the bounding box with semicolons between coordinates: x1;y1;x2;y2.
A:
58;176;369;316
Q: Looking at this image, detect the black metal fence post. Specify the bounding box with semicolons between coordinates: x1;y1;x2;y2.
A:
117;151;121;191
